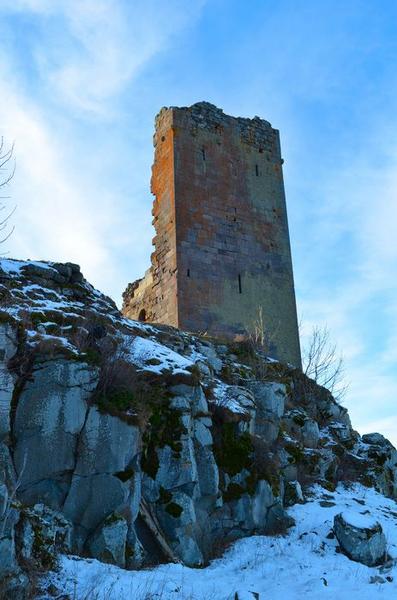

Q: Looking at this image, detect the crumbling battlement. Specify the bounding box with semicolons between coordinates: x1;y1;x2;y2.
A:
122;102;301;367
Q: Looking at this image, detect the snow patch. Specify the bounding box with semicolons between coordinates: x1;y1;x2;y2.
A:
45;484;397;600
340;510;379;530
213;382;253;415
0;258;53;275
126;335;194;374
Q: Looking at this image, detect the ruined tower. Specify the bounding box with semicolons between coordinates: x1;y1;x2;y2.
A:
122;102;301;367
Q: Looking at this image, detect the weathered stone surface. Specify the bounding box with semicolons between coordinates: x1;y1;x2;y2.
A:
266;503;295;533
195;444;219;497
0;532;18;579
302;419;320;448
17;503;72;567
0;323;17;440
73;406;140;476
125;527;146;569
249;382;285;443
284;480;304;507
122;102;302;368
156;490;204;566
334;511;387;566
156;438;198;490
362;432;389;446
329;421;353;443
63;474;128;541
249;382;286;417
0;482;8;518
196;343;223;373
13;360;97;503
252;480;274;527
88;514;128;567
194;418;213;447
0;572;29;600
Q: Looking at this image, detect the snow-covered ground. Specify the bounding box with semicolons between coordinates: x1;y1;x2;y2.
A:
45;484;397;600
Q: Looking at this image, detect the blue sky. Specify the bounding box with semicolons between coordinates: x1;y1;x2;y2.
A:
1;0;397;443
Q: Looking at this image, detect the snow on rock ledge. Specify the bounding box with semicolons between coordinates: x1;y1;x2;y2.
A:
1;258;397;598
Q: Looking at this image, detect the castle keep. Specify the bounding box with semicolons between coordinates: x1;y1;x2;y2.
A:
122;102;301;367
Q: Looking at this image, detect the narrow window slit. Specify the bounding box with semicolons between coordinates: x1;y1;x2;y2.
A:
202;148;206;161
187;269;190;277
238;274;242;294
255;164;259;176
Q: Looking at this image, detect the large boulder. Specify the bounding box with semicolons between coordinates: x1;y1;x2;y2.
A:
334;511;387;566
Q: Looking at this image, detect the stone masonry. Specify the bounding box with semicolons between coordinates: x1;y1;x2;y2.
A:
122;102;301;367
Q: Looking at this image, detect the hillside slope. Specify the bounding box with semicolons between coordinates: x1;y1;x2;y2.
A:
0;259;396;599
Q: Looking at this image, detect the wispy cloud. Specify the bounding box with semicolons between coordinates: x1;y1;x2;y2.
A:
0;0;396;446
296;116;397;445
1;0;206;115
0;0;206;294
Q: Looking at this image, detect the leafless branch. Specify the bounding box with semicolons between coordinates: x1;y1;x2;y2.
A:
0;137;16;245
303;325;348;402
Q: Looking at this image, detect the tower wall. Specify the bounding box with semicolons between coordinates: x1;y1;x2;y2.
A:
122;102;301;367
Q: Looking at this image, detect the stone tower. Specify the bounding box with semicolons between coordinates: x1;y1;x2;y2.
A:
122;102;301;367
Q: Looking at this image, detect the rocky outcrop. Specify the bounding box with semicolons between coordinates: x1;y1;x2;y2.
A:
0;259;396;597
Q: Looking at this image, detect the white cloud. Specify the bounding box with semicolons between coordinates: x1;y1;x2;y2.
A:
0;0;207;115
0;0;206;297
297;118;397;446
0;66;113;277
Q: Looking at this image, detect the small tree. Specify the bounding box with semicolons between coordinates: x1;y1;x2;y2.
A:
0;138;15;245
303;325;348;402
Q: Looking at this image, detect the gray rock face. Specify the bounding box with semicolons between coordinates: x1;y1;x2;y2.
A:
334;511;387;566
0;482;8;518
88;514;128;567
302;419;320;448
1;258;397;591
62;405;140;546
74;406;140;476
362;432;388;446
249;382;286;443
0;323;17;441
0;531;18;580
284;480;304;507
249;381;286;417
251;480;275;526
14;360;98;505
17;503;72;566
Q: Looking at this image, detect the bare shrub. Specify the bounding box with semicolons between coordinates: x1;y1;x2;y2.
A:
0;138;16;246
0;453;26;540
90;336;167;428
303;325;348;402
249;307;279;354
239;307;286;381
